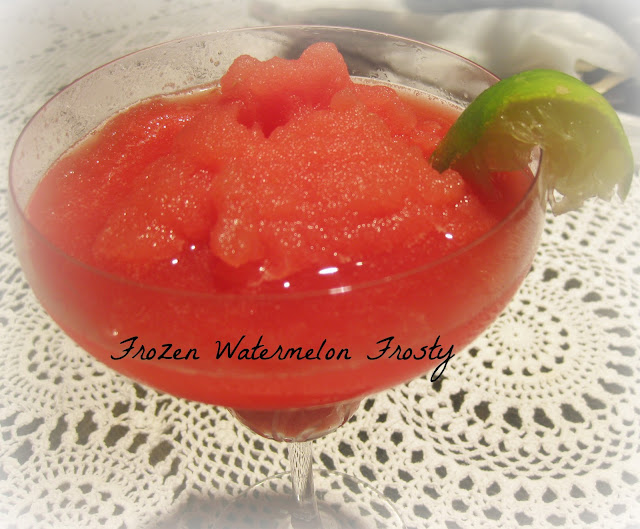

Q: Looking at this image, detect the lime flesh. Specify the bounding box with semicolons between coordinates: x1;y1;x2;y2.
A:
430;69;634;214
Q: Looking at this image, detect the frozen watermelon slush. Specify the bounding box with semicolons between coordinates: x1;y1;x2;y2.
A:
21;42;543;439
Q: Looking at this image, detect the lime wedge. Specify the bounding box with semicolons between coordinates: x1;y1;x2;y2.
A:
430;69;634;214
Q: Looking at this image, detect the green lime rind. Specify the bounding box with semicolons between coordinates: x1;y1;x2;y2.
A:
430;69;634;214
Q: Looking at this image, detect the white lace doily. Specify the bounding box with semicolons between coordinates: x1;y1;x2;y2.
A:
1;2;639;528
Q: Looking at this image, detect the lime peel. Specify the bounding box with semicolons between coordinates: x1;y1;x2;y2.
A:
430;69;634;214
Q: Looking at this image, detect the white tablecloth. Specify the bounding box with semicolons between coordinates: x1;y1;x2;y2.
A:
1;2;639;528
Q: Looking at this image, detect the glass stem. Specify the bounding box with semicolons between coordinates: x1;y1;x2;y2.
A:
289;441;322;529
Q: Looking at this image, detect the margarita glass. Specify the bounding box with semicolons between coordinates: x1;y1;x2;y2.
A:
9;26;544;528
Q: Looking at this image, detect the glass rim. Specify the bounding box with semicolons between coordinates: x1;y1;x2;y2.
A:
9;24;543;301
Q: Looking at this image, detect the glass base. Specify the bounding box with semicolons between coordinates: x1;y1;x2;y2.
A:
217;469;405;529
